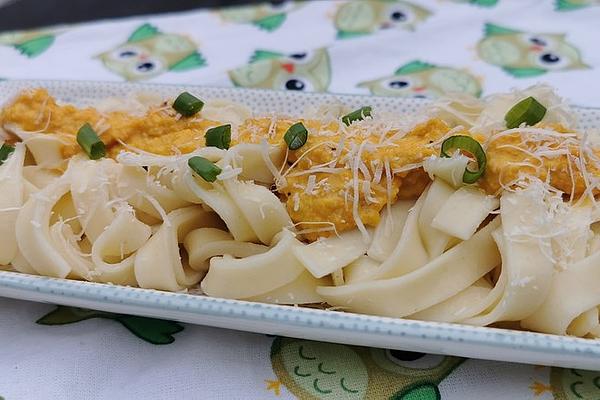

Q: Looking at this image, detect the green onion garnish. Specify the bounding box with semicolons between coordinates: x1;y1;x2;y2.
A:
284;122;308;150
188;156;222;183
441;135;487;184
0;143;15;166
205;124;231;150
76;123;106;160
173;92;204;117
342;106;372;126
504;96;547;129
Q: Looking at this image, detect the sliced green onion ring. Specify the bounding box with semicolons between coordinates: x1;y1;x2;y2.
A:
440;135;486;184
284;122;308;150
342;106;372;126
0;143;15;166
504;96;547;129
188;156;222;183
77;123;106;160
205;124;231;149
173;92;204;117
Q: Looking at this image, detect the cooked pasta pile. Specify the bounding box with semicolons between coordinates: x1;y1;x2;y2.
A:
1;84;600;338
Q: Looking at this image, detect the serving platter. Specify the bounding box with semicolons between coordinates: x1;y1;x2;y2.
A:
2;79;600;370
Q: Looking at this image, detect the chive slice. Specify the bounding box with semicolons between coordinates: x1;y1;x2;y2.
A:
188;156;222;183
205;124;231;150
77;123;106;160
504;96;547;129
342;106;372;126
0;143;15;166
284;122;308;150
173;92;204;117
441;135;487;184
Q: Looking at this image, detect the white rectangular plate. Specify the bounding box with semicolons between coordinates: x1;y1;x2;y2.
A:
2;80;600;370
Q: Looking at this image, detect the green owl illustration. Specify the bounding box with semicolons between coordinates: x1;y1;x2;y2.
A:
556;0;600;10
551;368;600;399
270;337;464;399
358;60;482;98
229;48;331;92
37;306;184;345
0;29;56;58
219;1;304;31
477;23;589;78
334;0;432;39
97;23;206;81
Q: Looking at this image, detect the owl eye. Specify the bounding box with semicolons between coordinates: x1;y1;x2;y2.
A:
289;53;307;60
284;78;308;91
285;51;315;65
137;62;156;73
390;10;407;22
130;58;164;77
119;50;138;58
388;80;410;89
385;5;415;26
519;34;555;49
536;52;570;70
385;350;445;369
529;36;547;47
110;46;143;61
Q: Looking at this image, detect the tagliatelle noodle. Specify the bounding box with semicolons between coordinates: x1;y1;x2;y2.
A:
201;229;305;299
317;217;501;318
343;256;381;285
371;188;429;280
432;186;499;241
367;200;413;263
464;184;556;326
90;206;152;285
417;178;454;258
0;143;26;264
245;270;331;305
184;227;268;273
293;229;369;279
7;124;68;169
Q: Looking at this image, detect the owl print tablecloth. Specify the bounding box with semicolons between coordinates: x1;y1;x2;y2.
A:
1;1;600;399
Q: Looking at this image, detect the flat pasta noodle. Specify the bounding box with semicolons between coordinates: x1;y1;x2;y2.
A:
234;143;285;184
182;172;258;242
134;206;210;291
317;217;501;318
184;227;268;273
223;178;292;245
0;142;26;264
370;188;429;280
7;124;68;169
409;278;493;323
343;256;381;285
90;206;152;285
16;177;74;278
293;229;369;279
520;249;600;335
367;200;413;263
117;165;192;220
245;270;331;305
463;186;556;326
201;229;305;299
431;186;499;241
417;178;454;258
69;157;117;243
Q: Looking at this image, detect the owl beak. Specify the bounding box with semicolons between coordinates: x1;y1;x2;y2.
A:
281;63;295;73
413;87;426;93
529;45;544;52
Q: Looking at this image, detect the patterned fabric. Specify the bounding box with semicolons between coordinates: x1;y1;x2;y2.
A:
0;1;600;398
